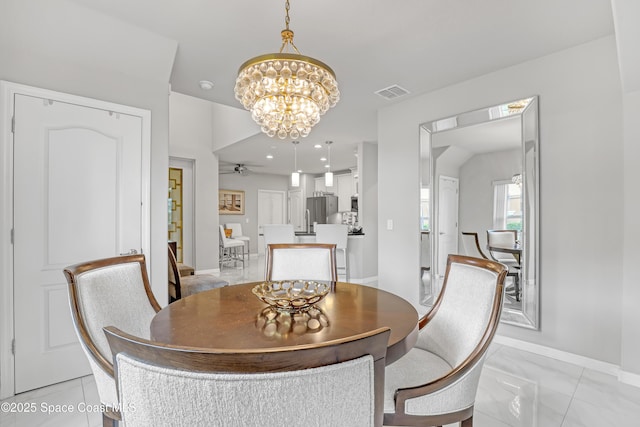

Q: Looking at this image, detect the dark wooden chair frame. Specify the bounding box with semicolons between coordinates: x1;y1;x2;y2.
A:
168;244;184;301
104;325;390;426
265;243;338;282
486;229;521;302
384;255;507;427
461;231;490;259
64;254;161;427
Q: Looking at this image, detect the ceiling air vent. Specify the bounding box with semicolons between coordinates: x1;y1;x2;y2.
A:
375;85;410;100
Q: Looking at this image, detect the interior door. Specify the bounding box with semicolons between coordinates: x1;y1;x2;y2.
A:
257;190;286;254
437;176;459;280
13;94;144;393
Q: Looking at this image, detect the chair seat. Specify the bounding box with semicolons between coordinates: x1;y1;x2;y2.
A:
224;239;245;248
384;347;452;413
173;275;228;299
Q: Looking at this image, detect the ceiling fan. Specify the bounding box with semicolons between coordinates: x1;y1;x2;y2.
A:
219;163;260;176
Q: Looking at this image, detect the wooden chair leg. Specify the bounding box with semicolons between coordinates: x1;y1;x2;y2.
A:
461;415;473;427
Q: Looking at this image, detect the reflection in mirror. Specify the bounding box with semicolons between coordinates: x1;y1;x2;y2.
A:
419;97;539;329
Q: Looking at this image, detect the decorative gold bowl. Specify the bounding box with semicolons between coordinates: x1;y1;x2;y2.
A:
252;280;330;312
256;306;330;337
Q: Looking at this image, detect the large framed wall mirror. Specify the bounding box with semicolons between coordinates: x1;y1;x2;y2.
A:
419;96;539;329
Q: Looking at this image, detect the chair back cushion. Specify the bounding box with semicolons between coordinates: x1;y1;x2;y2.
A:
105;326;390;427
487;229;518;262
64;254;160;408
460;232;488;259
225;222;243;238
417;260;500;368
74;262;158;361
266;244;337;281
116;353;375;427
315;224;349;249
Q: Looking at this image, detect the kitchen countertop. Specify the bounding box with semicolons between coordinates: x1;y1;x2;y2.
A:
294;231;364;236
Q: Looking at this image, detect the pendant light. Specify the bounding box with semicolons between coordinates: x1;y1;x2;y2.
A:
291;140;300;187
324;140;333;187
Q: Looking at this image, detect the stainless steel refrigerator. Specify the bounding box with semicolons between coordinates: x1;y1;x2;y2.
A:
306;195;338;229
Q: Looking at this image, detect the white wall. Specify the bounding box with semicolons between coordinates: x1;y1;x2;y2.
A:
459;149;521;248
359;142;378;278
621;90;640;376
169;92;221;272
612;0;640;380
219;172;289;254
378;36;625;365
0;0;177;305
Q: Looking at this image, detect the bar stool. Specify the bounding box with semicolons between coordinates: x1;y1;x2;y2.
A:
314;224;349;282
225;222;250;259
219;225;245;268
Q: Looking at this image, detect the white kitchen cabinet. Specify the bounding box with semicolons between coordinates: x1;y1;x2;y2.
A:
336;173;355;212
315;177;330;193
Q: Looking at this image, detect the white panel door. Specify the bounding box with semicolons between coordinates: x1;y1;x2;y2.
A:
288;189;303;231
13;94;144;393
257;190;286;254
437;176;459;280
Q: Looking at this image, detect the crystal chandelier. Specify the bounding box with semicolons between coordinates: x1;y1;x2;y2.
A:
234;0;340;139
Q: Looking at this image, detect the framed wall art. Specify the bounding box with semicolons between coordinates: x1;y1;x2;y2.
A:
218;189;245;215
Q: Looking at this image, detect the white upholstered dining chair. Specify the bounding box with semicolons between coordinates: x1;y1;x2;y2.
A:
383;254;507;427
104;325;391;427
265;243;337;282
486;229;521;301
460;231;489;259
63;254;161;427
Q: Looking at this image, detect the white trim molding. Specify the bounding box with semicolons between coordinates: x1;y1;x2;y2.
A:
495;335;640;388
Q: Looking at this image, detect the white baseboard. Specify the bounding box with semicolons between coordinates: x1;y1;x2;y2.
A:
619;370;640;388
494;335;640;388
345;276;378;285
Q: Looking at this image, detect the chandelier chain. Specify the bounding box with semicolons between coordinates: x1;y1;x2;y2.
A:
280;0;300;54
284;0;290;30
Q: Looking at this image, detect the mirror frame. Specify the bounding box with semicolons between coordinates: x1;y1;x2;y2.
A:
419;96;539;329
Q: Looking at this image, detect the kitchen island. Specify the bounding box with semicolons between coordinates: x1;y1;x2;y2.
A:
293;231;366;282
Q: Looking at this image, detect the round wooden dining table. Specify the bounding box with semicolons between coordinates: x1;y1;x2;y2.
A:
150;281;419;365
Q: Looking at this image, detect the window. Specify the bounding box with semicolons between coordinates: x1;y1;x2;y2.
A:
493;181;522;231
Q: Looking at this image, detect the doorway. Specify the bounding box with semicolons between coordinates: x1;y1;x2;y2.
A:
257;189;287;255
169;158;195;266
0;82;150;397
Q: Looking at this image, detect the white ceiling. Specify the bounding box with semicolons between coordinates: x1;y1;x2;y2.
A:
67;0;615;175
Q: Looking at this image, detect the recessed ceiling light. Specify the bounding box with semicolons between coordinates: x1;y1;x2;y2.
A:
314;144;322;149
199;80;214;90
266;154;274;159
324;164;330;168
320;157;327;162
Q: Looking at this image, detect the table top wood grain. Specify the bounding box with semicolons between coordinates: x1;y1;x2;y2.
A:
150;281;419;365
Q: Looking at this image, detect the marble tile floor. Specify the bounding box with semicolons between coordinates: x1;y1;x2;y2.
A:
3;344;639;427
3;258;639;426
